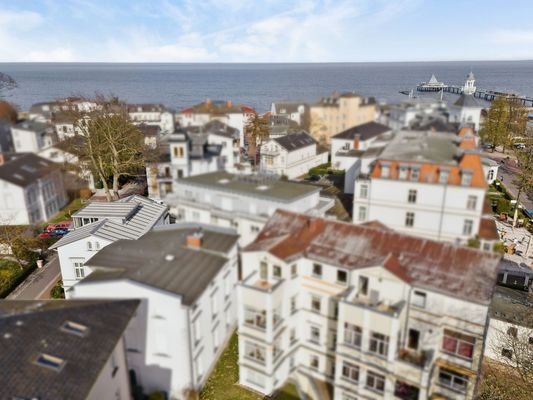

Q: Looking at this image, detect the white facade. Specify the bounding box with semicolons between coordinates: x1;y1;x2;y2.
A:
11;121;55;153
270;102;307;126
260;137;328;179
481;157;499;185
128;105;175;134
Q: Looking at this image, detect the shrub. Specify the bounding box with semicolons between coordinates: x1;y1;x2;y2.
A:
50;280;64;299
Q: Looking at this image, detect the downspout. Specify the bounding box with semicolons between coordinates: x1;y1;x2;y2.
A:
437;182;447;241
186;307;196;393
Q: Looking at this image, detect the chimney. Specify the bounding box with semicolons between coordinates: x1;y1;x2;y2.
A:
226;100;233;108
306;217;320;232
187;228;203;249
352;134;360;150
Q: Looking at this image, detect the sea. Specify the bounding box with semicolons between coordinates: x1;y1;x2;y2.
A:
1;61;533;112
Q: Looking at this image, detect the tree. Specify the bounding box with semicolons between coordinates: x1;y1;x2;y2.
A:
511;126;533;227
480;97;509;150
0;224;38;270
0;72;17;97
69;96;145;201
244;112;270;165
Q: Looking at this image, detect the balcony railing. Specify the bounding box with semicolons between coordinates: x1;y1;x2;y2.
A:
397;348;433;369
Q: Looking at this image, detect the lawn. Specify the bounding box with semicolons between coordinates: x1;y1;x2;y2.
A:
275;383;299;400
200;332;263;400
48;198;84;223
0;259;33;298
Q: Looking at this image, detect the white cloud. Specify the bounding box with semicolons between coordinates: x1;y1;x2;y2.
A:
24;48;75;62
0;10;43;31
489;29;533;45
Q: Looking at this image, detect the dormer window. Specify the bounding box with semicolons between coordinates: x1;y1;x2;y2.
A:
410;167;420;181
439;169;449;184
398;165;408;180
461;171;473;186
34;353;66;372
381;163;390;178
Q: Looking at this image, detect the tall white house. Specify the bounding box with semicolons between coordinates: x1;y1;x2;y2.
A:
237;210;502;400
260;131;328;179
270;102;308;126
50;195;169;295
177;99;255;148
352;130;490;244
127;104;175;134
450;72;483;131
0;152;68;225
72;223;240;399
166;171;334;245
11;120;56;153
0;299;139;400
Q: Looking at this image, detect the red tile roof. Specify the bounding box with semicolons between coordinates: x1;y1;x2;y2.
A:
245;210;501;304
478;217;499;240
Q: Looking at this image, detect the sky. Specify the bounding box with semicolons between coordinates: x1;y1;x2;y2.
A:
0;0;532;62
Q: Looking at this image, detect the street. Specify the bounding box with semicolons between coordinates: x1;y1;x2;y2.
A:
7;255;60;300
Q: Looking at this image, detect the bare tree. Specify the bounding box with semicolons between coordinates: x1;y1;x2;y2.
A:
0;223;38;270
0;72;17;97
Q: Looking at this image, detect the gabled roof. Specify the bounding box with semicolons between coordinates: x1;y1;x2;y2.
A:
82;224;238;305
454;94;481;108
0;153;61;187
12;119;49;132
180;100;254;115
273;131;316;151
0;299;139;399
332;121;391;141
50;195;168;249
245;210;502;305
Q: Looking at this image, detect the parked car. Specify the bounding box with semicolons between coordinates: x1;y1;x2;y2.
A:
45;221;72;232
38;228;69;239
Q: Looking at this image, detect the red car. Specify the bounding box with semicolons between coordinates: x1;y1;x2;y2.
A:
45;221;72;232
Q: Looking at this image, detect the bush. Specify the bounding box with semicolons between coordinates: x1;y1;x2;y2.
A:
50;280;64;299
467;237;481;249
308;163;331;176
493;242;505;254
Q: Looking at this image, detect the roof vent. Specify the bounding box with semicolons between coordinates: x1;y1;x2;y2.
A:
34;353;66;372
165;254;175;262
61;321;89;337
187;229;203;249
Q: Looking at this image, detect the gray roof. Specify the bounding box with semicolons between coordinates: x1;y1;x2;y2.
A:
274;131;316;151
177;171;320;202
378;130;460;165
0;152;61;187
82;224;239;305
13;119;49;132
50;195;168;249
332;121;391;141
490;286;533;328
454;94;481;108
0;299;139;399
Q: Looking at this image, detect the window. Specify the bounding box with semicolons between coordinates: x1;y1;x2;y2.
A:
337;269;348;284
439;169;449;184
73;262;85;279
358;276;368;296
341;361;359;383
273;265;282;279
344;323;362;348
407;189;417;204
290;295;297;314
381;164;390;178
487;169;494;181
244;307;266;330
94;241;100;250
359;184;368;198
290;328;296;344
408;329;420;350
467;195;477;210
405;212;415;227
412;291;426;308
87;241;92;251
366;371;385;393
399;166;408;180
310;355;319;370
369;332;389;357
312;263;322;278
394;380;420;400
34;353;66;372
410;167;420;181
442;329;475;359
245;342;266;364
461;171;473;186
501;348;513;359
291;264;297;278
438;368;468;393
507;327;518;338
310;326;320;344
462;219;473;236
311;296;321;313
358;206;367;222
210;294;218;317
259;261;268;280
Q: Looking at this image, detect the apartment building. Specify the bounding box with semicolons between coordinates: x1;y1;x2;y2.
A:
260;131;328;179
50;195;169;295
11;119;56;153
270;102;308;126
352;130;489;244
237;210;501;400
127;103;175;134
72;223;240;399
178;99;255;148
0;299;139;400
0;152;68;225
166;171;334;245
310;92;376;144
146;123;237;199
331;121;392;194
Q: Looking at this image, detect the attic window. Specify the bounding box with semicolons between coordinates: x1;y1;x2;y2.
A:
461;171;473;186
34;353;66;372
256;185;269;191
61;320;89;337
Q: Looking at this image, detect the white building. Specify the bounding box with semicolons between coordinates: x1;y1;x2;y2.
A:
379;99;449;131
352;130;490;244
11;120;56;153
331;122;392;193
0;152;68;225
270;102;308;126
0;299;139;400
260;131;328;179
146;123;238;199
29;97;96;123
450;73;483;131
50;195;169;295
481;157;499;184
72;223;240;399
0;120;13;152
166;171;334;245
177;99;254;149
127;104;175;134
237;210;502;400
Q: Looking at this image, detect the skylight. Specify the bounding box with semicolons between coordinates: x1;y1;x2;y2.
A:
13;173;24;180
61;320;89;337
21;165;37;173
218;179;229;184
34;353;66;372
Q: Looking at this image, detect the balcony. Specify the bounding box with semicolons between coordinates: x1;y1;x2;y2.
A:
394;348;433;386
349;293;405;318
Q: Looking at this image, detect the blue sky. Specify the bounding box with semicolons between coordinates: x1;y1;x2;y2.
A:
0;0;532;62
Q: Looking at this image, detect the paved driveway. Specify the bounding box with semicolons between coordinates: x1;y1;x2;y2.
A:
7;255;61;300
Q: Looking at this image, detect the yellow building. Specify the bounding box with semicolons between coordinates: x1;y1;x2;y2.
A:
310;92;376;144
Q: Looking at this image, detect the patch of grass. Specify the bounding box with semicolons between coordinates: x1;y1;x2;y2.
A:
0;259;35;298
275;383;299;400
48;198;84;224
200;332;263;400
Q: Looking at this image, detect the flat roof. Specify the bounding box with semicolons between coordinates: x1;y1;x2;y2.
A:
178;171;320;202
490;286;533;328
